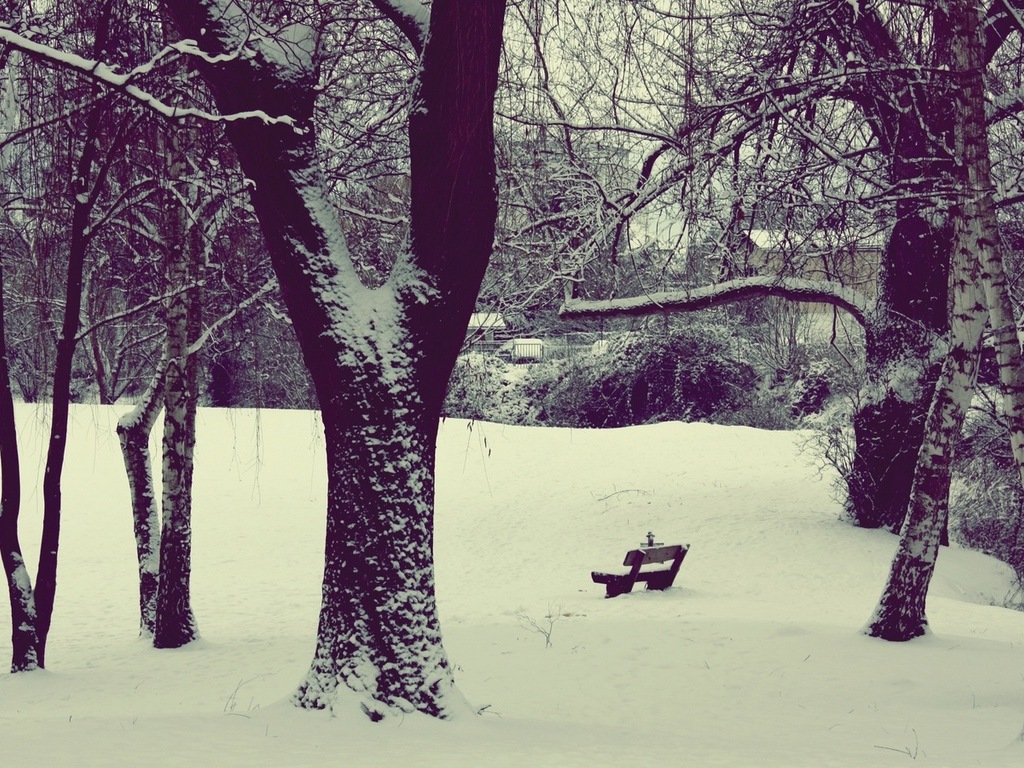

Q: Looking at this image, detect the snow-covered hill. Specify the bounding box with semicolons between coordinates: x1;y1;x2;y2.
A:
1;405;1022;767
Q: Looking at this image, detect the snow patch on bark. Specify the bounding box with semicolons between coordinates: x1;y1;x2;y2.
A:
285;164;435;394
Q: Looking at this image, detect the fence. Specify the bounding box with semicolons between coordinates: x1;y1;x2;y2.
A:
463;332;609;364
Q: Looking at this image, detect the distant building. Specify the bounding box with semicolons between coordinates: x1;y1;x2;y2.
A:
464;312;507;347
741;228;882;300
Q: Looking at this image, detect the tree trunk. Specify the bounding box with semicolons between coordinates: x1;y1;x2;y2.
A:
33;0;120;666
866;1;987;640
116;353;166;639
153;130;199;649
0;259;39;672
35;107;106;667
958;1;1024;485
161;0;506;717
826;7;955;535
154;338;200;648
847;184;952;534
865;241;983;640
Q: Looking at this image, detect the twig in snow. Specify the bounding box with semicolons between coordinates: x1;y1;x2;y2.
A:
873;729;920;759
517;604;563;648
594;488;651;502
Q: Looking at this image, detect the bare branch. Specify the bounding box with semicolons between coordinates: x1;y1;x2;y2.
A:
75;286;195;343
0;26;299;129
187;278;277;356
336;202;408;227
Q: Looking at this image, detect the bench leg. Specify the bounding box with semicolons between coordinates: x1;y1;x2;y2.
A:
604;576;637;598
645;570;675;591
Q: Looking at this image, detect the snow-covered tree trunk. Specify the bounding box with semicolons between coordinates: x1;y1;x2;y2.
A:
957;0;1024;485
865;243;983;639
116;352;166;639
0;258;39;672
153;129;199;649
865;0;987;640
865;248;984;639
813;1;954;534
160;0;506;717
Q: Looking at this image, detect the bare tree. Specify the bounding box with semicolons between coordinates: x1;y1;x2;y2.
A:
31;0;143;667
158;0;507;717
0;256;37;671
866;0;992;639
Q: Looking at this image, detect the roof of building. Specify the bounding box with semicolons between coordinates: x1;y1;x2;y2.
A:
467;312;506;330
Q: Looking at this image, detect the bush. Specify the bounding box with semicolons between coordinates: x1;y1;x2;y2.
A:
442;319;859;432
950;406;1024;606
443;353;531;424
534;325;758;428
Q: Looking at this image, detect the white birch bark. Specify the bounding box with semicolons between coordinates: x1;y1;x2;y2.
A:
153;129;199;649
950;0;1024;743
865;0;989;641
955;0;1024;487
116;352;166;639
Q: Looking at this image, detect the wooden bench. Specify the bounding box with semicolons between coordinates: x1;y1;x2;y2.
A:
591;544;689;598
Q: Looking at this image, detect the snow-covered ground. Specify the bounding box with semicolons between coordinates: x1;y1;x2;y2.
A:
2;404;1023;767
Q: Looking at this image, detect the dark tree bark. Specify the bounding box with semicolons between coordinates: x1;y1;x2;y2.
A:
0;259;39;672
35;46;128;663
848;205;951;532
35;106;103;666
160;0;506;717
832;5;955;533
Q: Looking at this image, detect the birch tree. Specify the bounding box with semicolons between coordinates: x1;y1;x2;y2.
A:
866;0;989;640
149;127;201;648
1;0;216;664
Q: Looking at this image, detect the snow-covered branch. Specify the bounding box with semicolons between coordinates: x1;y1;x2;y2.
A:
0;26;299;129
370;0;430;53
75;285;195;343
187;278;277;356
559;276;872;327
336;202;408;227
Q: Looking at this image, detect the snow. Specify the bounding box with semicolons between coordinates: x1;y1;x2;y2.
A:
2;404;1024;766
383;0;431;34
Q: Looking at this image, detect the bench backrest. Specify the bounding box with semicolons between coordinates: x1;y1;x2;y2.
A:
623;544;684;567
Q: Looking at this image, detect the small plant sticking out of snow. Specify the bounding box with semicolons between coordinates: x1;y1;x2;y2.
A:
223;675;268;717
517;605;563;649
874;728;921;760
